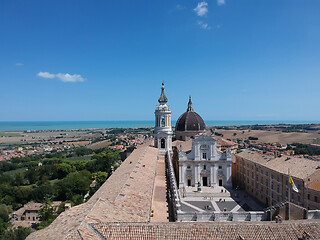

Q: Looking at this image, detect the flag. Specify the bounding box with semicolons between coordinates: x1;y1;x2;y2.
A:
289;174;299;192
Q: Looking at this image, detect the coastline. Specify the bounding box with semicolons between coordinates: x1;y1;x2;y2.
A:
0;120;319;132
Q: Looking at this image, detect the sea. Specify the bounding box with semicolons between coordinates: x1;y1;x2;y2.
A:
0;120;319;132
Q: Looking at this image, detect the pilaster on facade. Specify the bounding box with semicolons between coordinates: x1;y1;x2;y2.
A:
178;133;232;189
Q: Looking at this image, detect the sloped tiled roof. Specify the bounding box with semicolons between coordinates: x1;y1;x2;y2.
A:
172;139;193;152
216;137;238;147
308;178;320;191
14;203;42;216
236;150;320;180
27;145;159;240
91;221;320;240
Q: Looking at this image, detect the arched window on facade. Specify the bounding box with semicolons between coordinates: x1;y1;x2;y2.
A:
161;138;166;149
161;115;165;127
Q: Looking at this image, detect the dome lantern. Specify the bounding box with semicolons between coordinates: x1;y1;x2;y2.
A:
187;96;194;112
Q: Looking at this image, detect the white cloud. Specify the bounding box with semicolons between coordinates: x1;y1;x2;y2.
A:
217;0;226;6
168;4;185;14
37;72;55;79
176;4;185;10
194;2;208;17
56;73;85;83
37;72;85;82
16;62;24;66
197;21;211;30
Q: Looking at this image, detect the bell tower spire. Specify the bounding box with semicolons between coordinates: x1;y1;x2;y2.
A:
154;83;173;155
158;82;168;104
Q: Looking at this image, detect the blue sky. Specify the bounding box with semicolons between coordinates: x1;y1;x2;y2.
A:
1;0;320;121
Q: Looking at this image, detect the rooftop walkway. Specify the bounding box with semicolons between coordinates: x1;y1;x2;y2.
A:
151;155;169;222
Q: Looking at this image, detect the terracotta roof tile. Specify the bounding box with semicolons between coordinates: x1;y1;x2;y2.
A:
236;150;320;180
91;221;320;240
27;145;159;240
308;178;320;191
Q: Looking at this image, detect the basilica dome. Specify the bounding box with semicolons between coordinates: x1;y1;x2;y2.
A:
175;97;206;140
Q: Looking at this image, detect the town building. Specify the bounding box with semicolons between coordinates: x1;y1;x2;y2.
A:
215;137;238;153
233;150;320;210
307;178;320;210
10;202;61;229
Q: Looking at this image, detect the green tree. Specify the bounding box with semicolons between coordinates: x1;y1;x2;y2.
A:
57;163;73;179
14;172;24;186
1;195;14;207
1;226;32;240
25;167;38;184
13;186;32;205
0;204;11;236
38;200;55;230
0;204;11;222
90;150;120;173
92;171;108;185
56;171;91;202
0;218;9;236
31;183;56;202
75;146;93;156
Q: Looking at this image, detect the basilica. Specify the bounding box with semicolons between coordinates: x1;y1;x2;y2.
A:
26;83;320;240
153;83;232;189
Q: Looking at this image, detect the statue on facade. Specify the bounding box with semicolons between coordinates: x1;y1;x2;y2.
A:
197;182;202;192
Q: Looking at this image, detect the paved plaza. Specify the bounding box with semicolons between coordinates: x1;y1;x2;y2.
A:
179;186;265;214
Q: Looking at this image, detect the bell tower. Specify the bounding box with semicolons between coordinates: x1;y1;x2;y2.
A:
154;83;173;155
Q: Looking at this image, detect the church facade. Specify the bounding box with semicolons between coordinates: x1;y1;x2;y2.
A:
178;134;232;188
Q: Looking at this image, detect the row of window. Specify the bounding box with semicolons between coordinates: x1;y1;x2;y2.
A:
308;194;318;203
245;183;303;203
240;162;302;191
21;216;38;221
238;158;320;205
186;165;223;170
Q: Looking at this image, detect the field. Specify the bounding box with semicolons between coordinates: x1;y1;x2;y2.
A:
63;141;90;146
0;132;22;137
0;130;95;144
214;129;320;145
87;140;111;150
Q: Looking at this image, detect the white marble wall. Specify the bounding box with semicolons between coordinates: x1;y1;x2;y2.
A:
179;134;232;188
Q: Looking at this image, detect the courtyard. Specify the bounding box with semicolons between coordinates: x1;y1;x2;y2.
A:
179;186;265;215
